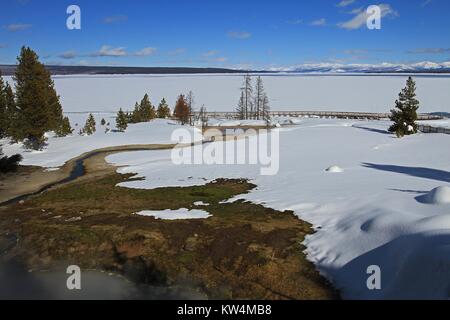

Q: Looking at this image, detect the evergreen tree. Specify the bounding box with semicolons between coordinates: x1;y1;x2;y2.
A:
116;108;128;132
0;147;22;174
131;94;156;123
389;77;420;137
4;83;21;142
14;47;65;149
0;72;6;138
101;118;106;126
173;94;190;125
131;102;141;123
83;113;96;135
55;116;73;137
139;93;156;121
157;98;171;118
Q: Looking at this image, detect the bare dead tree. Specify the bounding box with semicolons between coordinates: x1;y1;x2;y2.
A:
240;74;253;120
262;93;271;124
198;105;208;128
236;91;245;120
254;76;266;120
186;90;195;125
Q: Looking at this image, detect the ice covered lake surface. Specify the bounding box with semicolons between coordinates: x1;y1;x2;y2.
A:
4;73;450;113
104;118;450;300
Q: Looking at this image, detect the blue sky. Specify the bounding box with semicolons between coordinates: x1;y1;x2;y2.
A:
0;0;449;69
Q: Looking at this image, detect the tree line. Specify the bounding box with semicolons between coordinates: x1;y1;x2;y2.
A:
115;91;197;132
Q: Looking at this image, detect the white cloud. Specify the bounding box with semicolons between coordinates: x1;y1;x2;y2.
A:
103;15;128;24
5;23;32;32
421;0;433;7
135;47;157;56
93;46;127;57
311;18;327;26
348;7;364;15
168;48;186;56
203;50;219;57
227;31;252;39
407;48;450;54
286;19;303;25
337;0;356;7
211;57;228;63
59;51;77;59
337;4;398;30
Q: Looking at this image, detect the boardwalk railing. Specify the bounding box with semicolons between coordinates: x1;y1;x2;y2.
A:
418;125;450;135
194;111;443;121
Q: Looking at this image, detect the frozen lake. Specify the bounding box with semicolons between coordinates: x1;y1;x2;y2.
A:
4;74;450;113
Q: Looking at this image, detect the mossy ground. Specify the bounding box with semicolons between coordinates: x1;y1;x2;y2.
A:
0;172;338;300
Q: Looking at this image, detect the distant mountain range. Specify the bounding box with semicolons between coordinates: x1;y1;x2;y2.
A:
271;61;450;74
0;65;249;76
1;61;450;76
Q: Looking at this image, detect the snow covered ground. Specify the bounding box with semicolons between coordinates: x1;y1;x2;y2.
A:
4;74;450;113
135;208;211;220
1;119;202;168
105;118;450;299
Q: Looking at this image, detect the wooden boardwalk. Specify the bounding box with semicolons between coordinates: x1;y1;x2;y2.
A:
418;124;450;135
195;111;442;121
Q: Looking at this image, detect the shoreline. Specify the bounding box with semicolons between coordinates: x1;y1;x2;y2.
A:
0;144;177;206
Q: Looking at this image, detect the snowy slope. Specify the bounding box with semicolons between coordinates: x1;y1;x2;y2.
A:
106;118;450;299
1;119;201;168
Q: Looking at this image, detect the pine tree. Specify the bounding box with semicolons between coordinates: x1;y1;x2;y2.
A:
116;108;128;132
101;118;106;126
131;102;141;123
173;94;190;125
4;83;21;142
0;71;6;138
83;113;96;135
156;98;171;118
139;93;156;121
0;147;22;174
14;47;65;149
130;94;156;123
55;116;73;137
389;77;420;137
